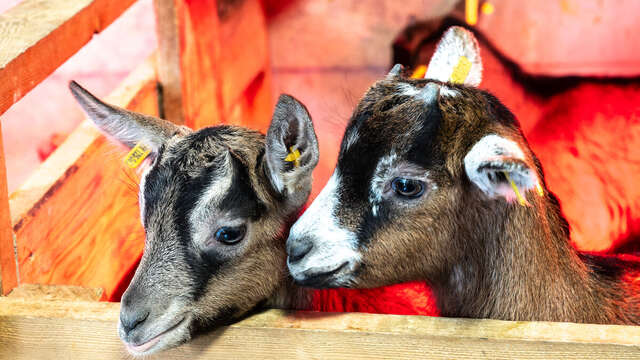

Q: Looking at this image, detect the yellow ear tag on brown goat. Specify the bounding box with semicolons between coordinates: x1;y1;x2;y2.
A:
503;171;527;206
124;142;152;168
284;147;301;168
450;56;472;84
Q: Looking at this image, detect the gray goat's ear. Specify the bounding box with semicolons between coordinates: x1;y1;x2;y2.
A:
386;64;403;79
464;134;541;205
69;81;190;154
424;26;482;86
265;94;319;208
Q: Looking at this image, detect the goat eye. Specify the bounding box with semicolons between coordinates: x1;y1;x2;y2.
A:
391;178;425;198
214;225;246;245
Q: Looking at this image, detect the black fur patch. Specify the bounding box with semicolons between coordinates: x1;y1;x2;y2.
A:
580;253;640;283
219;151;266;221
335;80;444;246
141;126;266;302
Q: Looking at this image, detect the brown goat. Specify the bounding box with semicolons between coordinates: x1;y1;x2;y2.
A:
397;18;640;253
286;27;640;324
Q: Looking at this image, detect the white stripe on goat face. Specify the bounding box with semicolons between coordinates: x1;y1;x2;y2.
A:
287;171;360;284
138;163;152;224
188;153;235;246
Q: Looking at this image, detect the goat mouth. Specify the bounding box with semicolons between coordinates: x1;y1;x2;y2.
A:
125;316;187;355
298;262;350;288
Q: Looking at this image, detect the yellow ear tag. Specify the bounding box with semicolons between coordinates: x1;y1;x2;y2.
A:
410;65;428;79
284;146;301;168
124;142;152;169
503;171;527;206
450;56;472;84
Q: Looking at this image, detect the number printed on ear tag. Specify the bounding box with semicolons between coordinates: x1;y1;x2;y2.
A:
124;142;152;168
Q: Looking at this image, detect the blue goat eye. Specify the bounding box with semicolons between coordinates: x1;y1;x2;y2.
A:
214;225;246;245
391;178;425;198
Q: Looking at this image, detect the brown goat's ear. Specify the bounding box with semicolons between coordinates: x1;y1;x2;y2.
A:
424;26;482;86
464;135;540;204
265;94;319;208
69;81;190;154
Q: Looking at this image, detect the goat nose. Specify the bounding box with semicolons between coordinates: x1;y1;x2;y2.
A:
287;237;313;264
120;307;150;333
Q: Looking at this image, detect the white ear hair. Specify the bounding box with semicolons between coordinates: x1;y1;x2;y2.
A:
464;135;540;204
424;26;482;87
265;94;319;209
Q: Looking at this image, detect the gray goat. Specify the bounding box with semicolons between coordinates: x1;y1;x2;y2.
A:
70;82;318;354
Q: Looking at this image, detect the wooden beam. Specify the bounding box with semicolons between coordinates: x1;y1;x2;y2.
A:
153;0;272;130
0;300;639;359
0;121;15;295
217;0;272;130
153;0;224;128
7;284;104;301
0;0;137;117
8;57;158;299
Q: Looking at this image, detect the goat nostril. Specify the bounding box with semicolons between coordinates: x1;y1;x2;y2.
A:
120;309;150;333
288;240;313;264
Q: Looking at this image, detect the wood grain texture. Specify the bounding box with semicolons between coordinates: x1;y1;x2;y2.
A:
0;121;16;295
0;301;639;359
152;0;190;125
0;0;136;116
153;0;224;128
225;68;274;133
8;58;158;300
217;0;271;127
154;0;272;130
7;284;104;301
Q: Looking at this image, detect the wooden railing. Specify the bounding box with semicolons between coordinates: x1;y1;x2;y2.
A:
0;1;639;359
1;298;639;359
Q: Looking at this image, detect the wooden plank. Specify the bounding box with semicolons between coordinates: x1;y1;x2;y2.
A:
0;121;16;295
217;0;271;128
153;0;224;128
8;57;158;300
0;298;119;321
225;67;274;133
0;300;639;359
154;0;272;130
0;0;137;116
7;284;104;301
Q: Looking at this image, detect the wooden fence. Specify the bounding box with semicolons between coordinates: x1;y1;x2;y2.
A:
0;0;638;358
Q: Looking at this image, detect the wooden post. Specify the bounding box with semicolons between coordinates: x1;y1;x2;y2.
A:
154;0;273;131
0;122;16;295
216;0;273;132
153;0;225;129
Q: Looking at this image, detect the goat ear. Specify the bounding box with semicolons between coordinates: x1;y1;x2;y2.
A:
424;26;482;87
69;81;190;154
464;135;541;204
265;94;319;208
